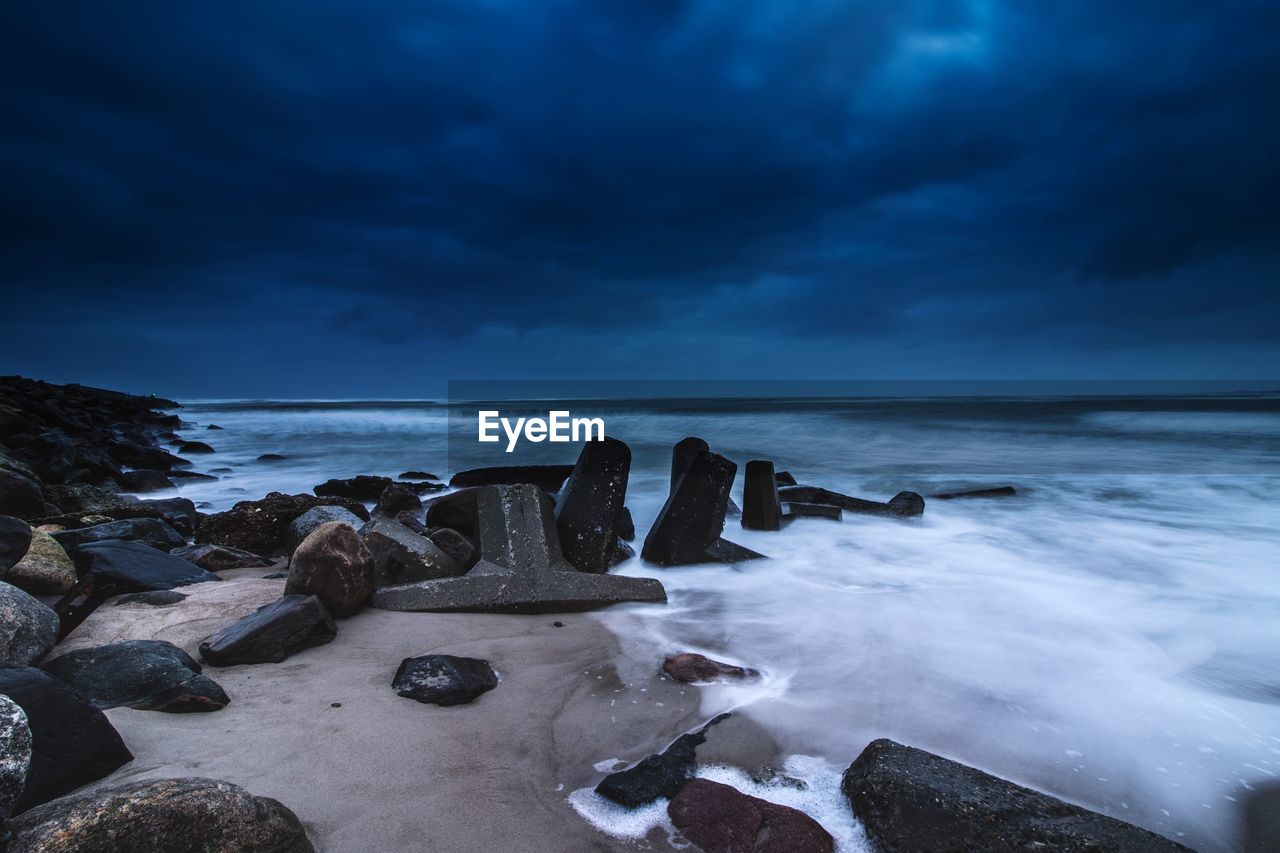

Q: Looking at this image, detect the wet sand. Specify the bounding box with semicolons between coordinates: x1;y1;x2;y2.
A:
58;570;777;851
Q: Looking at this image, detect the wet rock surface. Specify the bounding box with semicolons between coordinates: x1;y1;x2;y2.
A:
70;540;220;592
595;713;731;807
669;778;835;853
199;594;337;666
842;738;1191;852
0;663;133;814
931;485;1018;499
391;654;498;706
6;777;315;853
40;639;229;713
285;521;375;617
663;653;759;684
777;485;925;518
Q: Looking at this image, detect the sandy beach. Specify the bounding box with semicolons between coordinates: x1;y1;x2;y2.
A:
56;569;779;851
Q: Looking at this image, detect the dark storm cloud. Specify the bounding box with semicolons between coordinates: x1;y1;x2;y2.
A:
1;0;1277;394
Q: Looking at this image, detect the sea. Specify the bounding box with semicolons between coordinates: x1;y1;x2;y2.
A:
154;393;1279;851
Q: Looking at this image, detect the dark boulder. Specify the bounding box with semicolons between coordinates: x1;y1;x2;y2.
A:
423;487;480;536
196;492;369;556
170;544;273;573
1;695;30;836
134;447;188;471
662;653;759;684
288;505;364;550
595;713;730;807
781;502;843;522
555;437;632;573
0;582;58;664
314;474;395;501
373;484;666;614
207;424;223;430
449;465;575;492
118;470;173;492
391;655;498;706
137;497;201;537
199;595;336;666
741;460;782;532
177;441;215;455
372;483;423;519
669;437;709;495
257;453;286;462
0;471;47;520
618;506;635;541
361;517;461;588
162;469;218;482
40;483;139;517
669;778;834;853
0;663;133;814
642;449;764;567
776;486;925;519
774;470;798;487
841;738;1190;852
931;485;1018;500
399;471;438;480
285;522;375;617
53;517;186;553
6;777;314;853
0;515;32;573
428;528;477;570
40;640;228;713
69;540;219;591
396;511;428;535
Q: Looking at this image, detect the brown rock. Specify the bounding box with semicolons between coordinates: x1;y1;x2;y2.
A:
668;778;834;853
284;522;374;617
663;653;759;684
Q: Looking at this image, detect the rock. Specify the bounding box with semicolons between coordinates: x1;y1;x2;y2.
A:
6;777;314;852
0;663;133;813
780;502;842;521
618;506;635;541
177;441;215;454
0;583;58;665
774;470;798;487
391;655;498;706
113;590;188;607
196;492;370;556
40;483;134;517
288;505;365;550
1;695;31;835
555;437;633;573
1;516;33;573
669;437;709;495
0;470;48;520
118;469;173;492
372;483;423;519
4;528;76;595
170;544;273;572
69;540;219;591
374;484;666;614
257;453;286;461
669;778;835;853
841;738;1190;852
361;517;461;588
40;640;228;713
449;464;575;492
396;511;428;535
207;424;223;430
399;471;437;480
314;474;395;501
662;653;759;684
199;594;336;666
776;486;925;519
642;449;765;567
52;517;186;553
931;485;1018;499
423;488;480;536
428;528;477;570
595;714;730;807
164;470;217;482
741;460;782;532
137;497;201;537
285;522;375;617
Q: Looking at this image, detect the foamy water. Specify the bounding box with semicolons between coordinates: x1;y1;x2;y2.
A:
144;395;1279;850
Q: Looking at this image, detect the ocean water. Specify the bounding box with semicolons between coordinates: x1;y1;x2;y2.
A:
158;395;1279;850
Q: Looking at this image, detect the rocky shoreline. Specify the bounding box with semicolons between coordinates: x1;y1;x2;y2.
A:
0;376;1191;851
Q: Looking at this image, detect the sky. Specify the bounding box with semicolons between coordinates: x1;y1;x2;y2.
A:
2;0;1278;398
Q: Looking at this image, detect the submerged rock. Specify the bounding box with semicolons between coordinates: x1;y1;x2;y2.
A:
642;448;764;567
361;517;461;588
52;517;186;552
776;486;925;519
931;485;1018;500
0;582;59;665
391;655;498;706
6;777;314;853
373;484;665;614
177;440;215;455
170;543;273;573
0;695;31;835
0;664;133;814
595;713;731;807
196;492;369;556
669;778;834;853
41;640;229;713
555;437;633;573
662;653;759;684
841;738;1190;852
449;464;575;492
199;595;337;666
285;521;375;617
